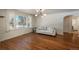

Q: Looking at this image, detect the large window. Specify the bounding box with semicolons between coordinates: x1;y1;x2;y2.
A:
9;15;32;30
15;16;26;29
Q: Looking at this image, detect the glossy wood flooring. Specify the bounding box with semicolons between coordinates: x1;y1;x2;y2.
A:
0;32;79;50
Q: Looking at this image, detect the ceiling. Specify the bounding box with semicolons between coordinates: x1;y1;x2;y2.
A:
17;9;79;15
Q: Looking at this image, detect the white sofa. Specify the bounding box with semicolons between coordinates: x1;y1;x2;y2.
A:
36;26;56;36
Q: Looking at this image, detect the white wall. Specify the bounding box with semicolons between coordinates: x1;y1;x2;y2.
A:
64;16;72;33
0;10;7;40
0;9;34;41
32;16;37;27
36;11;79;35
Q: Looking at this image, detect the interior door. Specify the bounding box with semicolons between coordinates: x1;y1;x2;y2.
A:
0;17;6;39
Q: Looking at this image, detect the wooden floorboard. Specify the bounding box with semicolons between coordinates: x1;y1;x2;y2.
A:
0;33;79;50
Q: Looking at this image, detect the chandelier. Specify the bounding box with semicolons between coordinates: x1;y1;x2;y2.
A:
35;9;47;17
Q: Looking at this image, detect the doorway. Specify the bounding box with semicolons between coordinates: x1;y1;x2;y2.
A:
64;15;79;33
63;15;79;42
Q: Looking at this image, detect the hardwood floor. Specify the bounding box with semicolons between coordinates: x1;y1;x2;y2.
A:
0;32;79;50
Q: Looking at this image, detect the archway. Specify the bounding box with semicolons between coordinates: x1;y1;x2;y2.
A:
63;15;79;41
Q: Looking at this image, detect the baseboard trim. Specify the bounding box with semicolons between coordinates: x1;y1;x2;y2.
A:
0;32;33;42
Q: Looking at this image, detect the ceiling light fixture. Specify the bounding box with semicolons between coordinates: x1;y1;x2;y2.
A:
35;9;47;17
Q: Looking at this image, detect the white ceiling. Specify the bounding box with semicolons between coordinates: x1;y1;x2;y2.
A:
17;9;79;15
